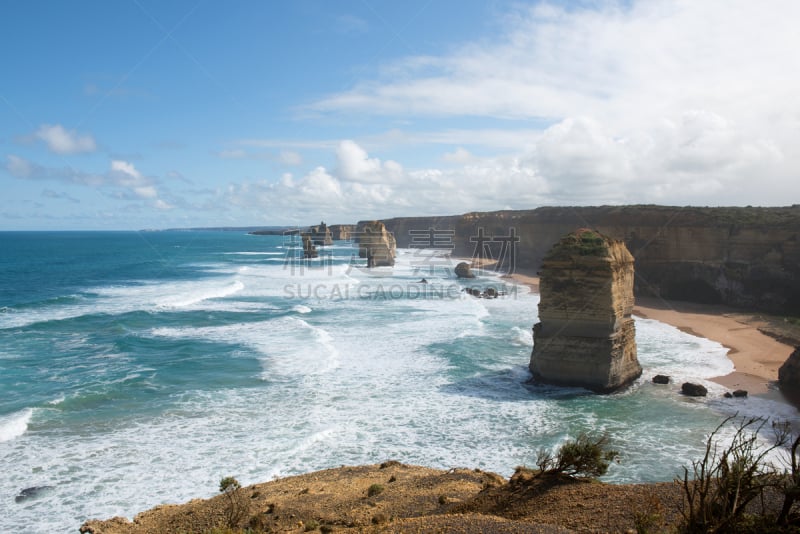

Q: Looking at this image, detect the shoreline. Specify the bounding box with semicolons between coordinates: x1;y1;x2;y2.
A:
497;265;795;400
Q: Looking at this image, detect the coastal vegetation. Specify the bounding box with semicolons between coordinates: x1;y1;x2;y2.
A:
534;432;619;479
219;476;249;529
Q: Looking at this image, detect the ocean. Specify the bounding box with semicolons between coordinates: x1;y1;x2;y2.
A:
1;231;797;533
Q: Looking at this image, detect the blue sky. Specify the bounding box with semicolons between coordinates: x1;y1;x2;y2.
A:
1;0;799;230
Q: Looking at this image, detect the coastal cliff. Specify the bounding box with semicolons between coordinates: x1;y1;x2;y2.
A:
530;230;641;392
381;205;800;314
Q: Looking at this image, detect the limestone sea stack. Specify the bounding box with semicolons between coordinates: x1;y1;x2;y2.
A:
301;233;318;258
358;220;396;267
308;221;333;246
529;229;641;393
329;224;355;240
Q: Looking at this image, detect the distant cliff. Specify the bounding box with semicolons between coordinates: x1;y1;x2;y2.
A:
379;205;800;314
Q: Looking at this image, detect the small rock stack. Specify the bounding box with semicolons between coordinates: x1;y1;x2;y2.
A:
308;221;333;246
530;229;642;393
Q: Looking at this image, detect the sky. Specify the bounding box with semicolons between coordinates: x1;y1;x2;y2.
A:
1;0;799;230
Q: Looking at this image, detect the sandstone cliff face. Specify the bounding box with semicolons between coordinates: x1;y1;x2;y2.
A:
356;220;396;267
529;230;642;393
382;206;800;314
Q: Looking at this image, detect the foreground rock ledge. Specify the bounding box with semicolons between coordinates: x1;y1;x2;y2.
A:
530;229;642;393
80;463;685;534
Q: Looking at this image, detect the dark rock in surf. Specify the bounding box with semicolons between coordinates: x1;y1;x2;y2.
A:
15;485;54;503
779;347;800;407
455;262;475;279
681;382;708;397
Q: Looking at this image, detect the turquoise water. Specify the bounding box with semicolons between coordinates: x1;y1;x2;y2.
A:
1;231;797;533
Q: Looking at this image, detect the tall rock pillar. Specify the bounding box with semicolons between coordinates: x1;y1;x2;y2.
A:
529;229;641;393
357;220;396;267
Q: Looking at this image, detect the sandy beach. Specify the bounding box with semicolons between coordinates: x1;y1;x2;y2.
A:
502;269;796;398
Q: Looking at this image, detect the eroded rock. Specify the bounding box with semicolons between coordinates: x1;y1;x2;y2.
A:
308;221;333;246
779;347;800;406
681;382;708;397
529;229;641;393
358;221;396;267
455;262;475;278
301;234;318;258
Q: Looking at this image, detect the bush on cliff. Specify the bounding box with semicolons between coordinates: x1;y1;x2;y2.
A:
535;432;619;479
677;416;796;533
219;476;250;528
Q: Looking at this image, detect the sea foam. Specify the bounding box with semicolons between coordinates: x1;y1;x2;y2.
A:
0;408;32;443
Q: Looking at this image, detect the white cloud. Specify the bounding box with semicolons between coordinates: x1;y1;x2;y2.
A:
108;160;169;203
35;124;96;154
217;141;551;222
302;0;800;207
442;147;476;164
336;140;403;183
534;117;633;201
313;1;800;124
4;155;174;209
300;167;342;199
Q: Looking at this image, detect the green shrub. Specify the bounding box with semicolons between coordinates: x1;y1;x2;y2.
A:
219;476;241;493
535;432;619;478
367;483;385;497
218;476;250;528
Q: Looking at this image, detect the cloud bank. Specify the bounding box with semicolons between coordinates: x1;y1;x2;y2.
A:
298;0;799;210
5;155;172;209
